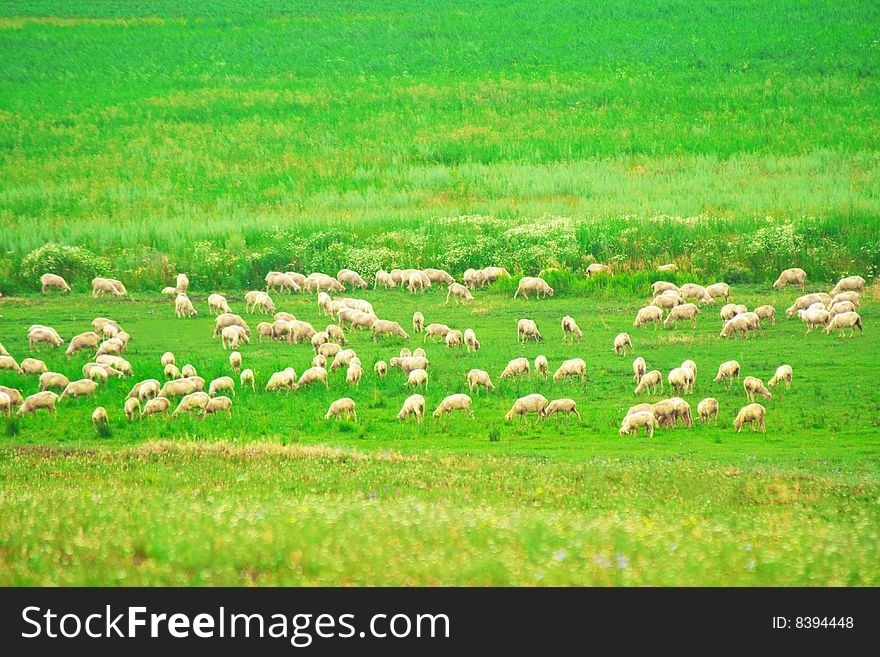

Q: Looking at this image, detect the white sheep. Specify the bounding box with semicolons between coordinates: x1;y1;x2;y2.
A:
773;268;807;290
326;324;347;344
164;363;182;380
785;293;829;318
633;357;647;383
831;291;860;309
668;367;694;395
0;391;12;417
39;372;70;392
127;379;160;402
181;364;197;378
330;349;358;371
389;355;429;374
481;266;510;284
633;305;663;329
92;407;109;426
413;347;426;358
91;277;126;297
664;303;700;329
175;273;189;294
65;332;100;358
337;269;368;290
161;286;177;296
463;328;480;353
651;281;680;296
28;327;64;351
657;263;679;272
545;398;580;421
713;360;741;384
705;283;730;301
652;292;685;311
553;358;586;383
406;368;428;390
824;311;862;337
534;355;549;380
374;360;388;379
585;263;611;276
767;364;793;391
374;270;397;289
174;294;197;319
652;398;692;428
513;276;554;300
517;318;542;343
720;312;764;339
17;391;59;416
21;358;48;375
412;312;425;333
208;293;232;315
679;284;714;305
325;398;357;421
158;376;205;399
423;323;451;342
265;368;298;394
500;357;531;380
0;355;23;374
318;292;333;316
228;351;243;373
266;271;301;294
94;403;113;424
206;396;233;418
444;329;464;349
373;320;410;343
463;268;485;289
240;369;256;392
96;355;132;376
829;301;857;318
681;359;697;383
432;394;473;421
446;283;475;305
466;369;494;394
161;352;175;367
798;306;830;334
397;394;425;423
561;316;583;342
754;304;776;326
96;337;125;357
221;325;249;350
734;403;766;432
505;394;549;422
347;363;363;389
743;376;772;403
40;273;71;294
831;275;866;295
60;378;99;400
171;392;211;419
634;370;663;396
141;397;171;418
697;398;719;424
613;332;634;355
319;342;343;359
208;376;235;397
619;411;655;438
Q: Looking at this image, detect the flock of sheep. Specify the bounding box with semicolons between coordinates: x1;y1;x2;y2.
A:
1;266;866;437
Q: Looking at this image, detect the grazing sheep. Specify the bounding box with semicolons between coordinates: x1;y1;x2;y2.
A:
40;273;71;294
274;312;297;323
697;398;719;424
337;269;368;290
634;305;663;329
348;311;379;332
423;323;451;342
17;391;59;416
743;376;772;402
652;292;685;311
432;394;473;420
714;360;741;384
681;359;697;382
628;403;657;421
28;327;64;351
96;355;131;377
175;294;197;318
634;370;663;396
92;406;109;426
317;292;333;316
585;263;611;276
160;352;175;367
513;276;554;300
561;316;583;342
412;347;426;358
553;358;586;383
92;318;121;334
444;329;464;349
831;291;861;309
306;274;346;293
374;270;397;289
91;277;126;297
652;398;692;428
445;283;474;305
311;331;330;353
227;351;243;374
481;266;510;285
285;272;307;288
240;369;256;393
651;281;680;296
141;397;171;418
664;303;700;330
325;398;357;421
773;268;807;290
785;293;829;318
265;368;298;394
181;364;197;379
829;300;857;319
162;286;177;296
60;379;99;400
208;376;235;397
250;292;276;315
265;271;301;294
534;355;549;380
613;332;634;355
619;411;655;438
734;403;766;432
633;357;647;383
463;268;485;289
406;270;427;293
500;357;531;380
389;355;429;374
0;391;12;417
325;324;347;345
21;358;48;375
164;363;182;380
171;392;211;419
720;312;764;339
84;362;123;382
754;304;776;326
824;311;862;338
127;379;160;402
406;368;428;390
657;263;679;272
158;376;205;399
517;318;542;343
0;385;23;407
347;363;363;388
318;342;342;360
208;293;232;315
205;396;233;418
720;303;748;323
424;268;455;285
705;283;730;301
39;372;69;392
505;394;549;423
466;369;495;394
397;394;425;423
798;306;831;334
0;355;23;374
831;275;866;295
373;320;410;342
221;325;249;350
412;312;425;334
96;337;124;357
330;349;358;371
668;368;694;395
373;360;388;379
174;273;189;294
768;364;793;391
66;332;100;358
545;398;580;421
680;284;714;305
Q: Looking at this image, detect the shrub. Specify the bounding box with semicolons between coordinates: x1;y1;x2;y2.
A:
19;243;111;291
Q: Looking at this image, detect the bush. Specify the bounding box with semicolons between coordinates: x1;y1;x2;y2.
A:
19;243;111;291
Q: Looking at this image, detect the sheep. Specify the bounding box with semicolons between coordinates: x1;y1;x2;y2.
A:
207;293;232;315
773;268;807;290
517;318;542;343
326;324;347;345
768;364;793;391
786;293;829;318
86;367;108;385
389;356;429;374
285;272;307;288
406;368;428;390
214;313;252;337
346;311;378;332
824;311;862;338
697;398;719;424
317;292;333;316
92;406;109;426
432;394;473;420
0;355;23;374
92;318;122;334
831;291;861;309
373;320;410;343
664;303;700;329
319;342;342;359
307;274;346;294
310;331;330;354
553;358;586;383
158;376;205;399
21;358;48;375
28;327;64;351
0;341;7;356
265;271;301;294
634;370;663;395
127;379;160;402
240;369;256;392
273;312;296;324
40;273;71;293
754;304;776;326
714;360;741;385
221;325;249;350
397;394;425;423
632;357;647;383
445;283;474;305
39;372;70;392
798;306;831;334
172;293;197;319
681;359;697;383
652;398;692;428
374;270;397;289
743;376;772;403
668;367;694;395
413;347;426;358
204;395;233;418
459;328;480;353
337;269;367;290
141;397;171;418
680;284;714;305
423;323;452;342
17;391;59;416
171;392;211;419
250;292;276;315
96;355;131;377
831;275;866;295
412;311;425;334
181;364;197;379
505;394;549;423
347;363;363;389
651;281;680;296
96;337;125;357
657;263;679;272
164;363;182;380
720;312;764;339
720;303;748;323
534;355;549;380
613;332;634;355
734;403;766;432
705;283;730;301
466;369;494;394
0;385;23;407
91;277;126;297
174;272;189;294
444;329;464;349
585;263;611;276
60;379;99;400
265;368;298;394
633;305;663;329
330;349;358;371
0;391;11;417
325;398;357;421
406;270;427;293
66;332;100;358
829;300;857;319
286;320;317;344
514;276;554;300
652;293;685;311
463;268;485;289
481;266;510;285
208;376;235;397
162;286;177;296
500;357;531;380
619;411;655;438
545;398;580;421
374;360;388;379
423;268;453;285
561;316;583;342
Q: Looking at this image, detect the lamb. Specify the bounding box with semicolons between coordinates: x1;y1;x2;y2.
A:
208;293;232;315
164;363;182;380
374;360;388;379
240;369;256;392
767;364;793;391
347;363;363;389
713;360;741;384
500;357;531;380
734;403;766;432
831;275;866;295
633;357;647;383
17;391;59;416
39;372;70;392
0;355;23;374
754;304;776;326
318;342;343;359
0;391;11;417
21;358;48;375
141;397;171;418
513;276;554;300
444;329;464;349
697;398;719;424
406;368;428;390
221;325;249;350
28;327;64;351
171;392;211;419
423;323;451;342
679;284;714;305
705;283;730;301
158;376;205;399
619;411;655;438
553;358;586;383
831;291;860;309
786;293;829;318
798;306;830;334
432;394;473;420
66;332;100;358
634;370;663;395
265;368;298;394
651;281;680;296
0;386;23;407
208;376;235;397
505;394;549;423
664;303;700;329
773;268;807;290
330;349;358;371
517;319;542;343
545;398;580;421
585;263;611;276
374;270;397;289
266;271;301;294
229;351;243;373
743;376;772;403
633;305;663;329
91;277;126;297
60;379;99;400
325;398;357;421
127;379;160;402
561;316;583;342
668;367;694;395
397;394;425;423
652;293;685;311
373;320;410;342
445;283;475;305
412;312;425;333
534;355;549;380
720;312;764;339
40;273;71;294
824;311;862;338
720;303;748;323
92;406;109;426
466;369;494;394
613;332;634;355
389;356;429;374
337;269;368;290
